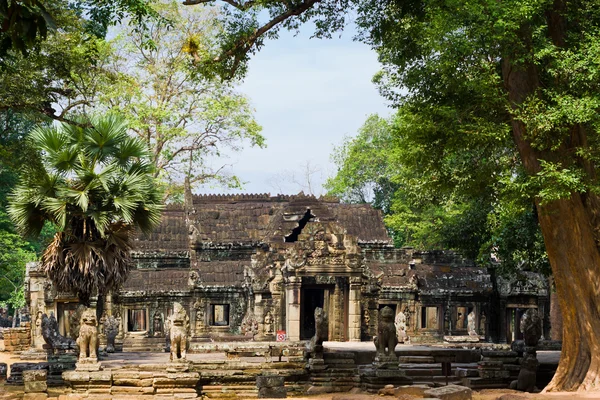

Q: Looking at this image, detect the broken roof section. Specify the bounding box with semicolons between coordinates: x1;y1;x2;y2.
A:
134;193;392;251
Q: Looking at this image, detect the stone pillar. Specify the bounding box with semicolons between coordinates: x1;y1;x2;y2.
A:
285;277;301;341
498;300;508;344
348;280;361;342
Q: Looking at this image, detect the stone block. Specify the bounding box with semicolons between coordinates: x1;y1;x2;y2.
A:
393;384;432;397
23;393;49;400
455;368;478;378
63;371;90;382
25;381;48;393
478;361;503;370
424;384;472;400
258;386;287;398
0;363;7;379
24;370;47;382
256;375;285;388
479;370;510;379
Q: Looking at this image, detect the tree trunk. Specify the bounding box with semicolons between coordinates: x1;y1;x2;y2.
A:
502;45;600;393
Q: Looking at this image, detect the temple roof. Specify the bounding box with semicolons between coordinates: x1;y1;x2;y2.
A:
133;193;392;251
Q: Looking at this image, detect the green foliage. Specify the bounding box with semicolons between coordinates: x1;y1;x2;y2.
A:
8;114;163;304
0;3;115;123
327;111;550;273
0;0;159;56
99;1;265;199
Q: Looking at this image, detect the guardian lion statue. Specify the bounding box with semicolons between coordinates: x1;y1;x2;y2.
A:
308;307;328;354
77;308;98;362
374;306;398;361
169;302;190;361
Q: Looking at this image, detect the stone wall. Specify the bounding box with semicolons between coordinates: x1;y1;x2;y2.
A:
3;326;31;352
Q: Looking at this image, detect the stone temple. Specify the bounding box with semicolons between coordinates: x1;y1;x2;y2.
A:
26;192;552;349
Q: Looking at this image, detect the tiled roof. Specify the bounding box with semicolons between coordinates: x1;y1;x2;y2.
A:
134;194;392;249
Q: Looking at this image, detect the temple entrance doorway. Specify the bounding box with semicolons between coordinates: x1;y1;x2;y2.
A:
300;287;325;340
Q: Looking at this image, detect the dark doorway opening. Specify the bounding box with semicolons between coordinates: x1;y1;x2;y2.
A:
300;287;324;339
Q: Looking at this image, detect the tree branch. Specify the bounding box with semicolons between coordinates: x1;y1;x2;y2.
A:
185;0;321;78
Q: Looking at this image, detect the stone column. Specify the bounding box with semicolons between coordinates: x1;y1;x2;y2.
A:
332;284;341;341
285;277;301;341
348;280;361;342
498;300;508;343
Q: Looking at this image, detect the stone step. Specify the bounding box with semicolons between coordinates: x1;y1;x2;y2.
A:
398;356;435;363
324;352;355;360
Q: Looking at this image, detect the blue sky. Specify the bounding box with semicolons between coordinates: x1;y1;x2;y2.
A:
213;25;391;195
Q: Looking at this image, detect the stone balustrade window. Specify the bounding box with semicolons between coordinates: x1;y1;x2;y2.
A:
210;304;230;326
420;306;438;329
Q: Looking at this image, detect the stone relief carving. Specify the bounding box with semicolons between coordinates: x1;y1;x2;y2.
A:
153;311;164;337
263;311;273;335
394;311;408;343
468;311;477;336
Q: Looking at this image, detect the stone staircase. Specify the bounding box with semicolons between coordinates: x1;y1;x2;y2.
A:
122;335;166;352
307;352;360;393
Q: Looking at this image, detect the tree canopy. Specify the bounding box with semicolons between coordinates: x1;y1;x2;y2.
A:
326;113;549;274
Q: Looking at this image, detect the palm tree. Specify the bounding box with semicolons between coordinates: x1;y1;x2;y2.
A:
8;114;163;306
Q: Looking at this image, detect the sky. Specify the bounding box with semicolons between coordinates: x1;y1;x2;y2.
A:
210;26;391;196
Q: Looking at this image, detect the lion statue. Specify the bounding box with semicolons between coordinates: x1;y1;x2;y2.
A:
374;306;398;360
169;302;190;361
308;307;328;353
77;308;98;362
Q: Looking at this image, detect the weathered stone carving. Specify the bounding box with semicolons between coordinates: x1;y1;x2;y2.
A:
467;311;477;336
394;311;408;343
241;312;259;338
374;306;398;361
69;305;86;342
76;308;98;362
153;311;164;337
33;311;43;348
510;309;542;392
521;309;542;347
168;302;189;361
116;312;124;338
193;300;205;335
41;312;75;352
263;311;273;335
308;307;328;357
510;353;539;392
479;312;487;335
104;315;119;353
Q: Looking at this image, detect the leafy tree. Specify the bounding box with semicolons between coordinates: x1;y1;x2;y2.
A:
0;3;114;124
326;113;549;270
0;0;159;56
8;114;163;306
189;0;600;389
99;1;265;199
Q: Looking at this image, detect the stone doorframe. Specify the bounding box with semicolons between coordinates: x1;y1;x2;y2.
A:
284;276;361;342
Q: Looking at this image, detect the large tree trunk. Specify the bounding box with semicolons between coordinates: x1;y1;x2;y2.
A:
502;40;600;392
